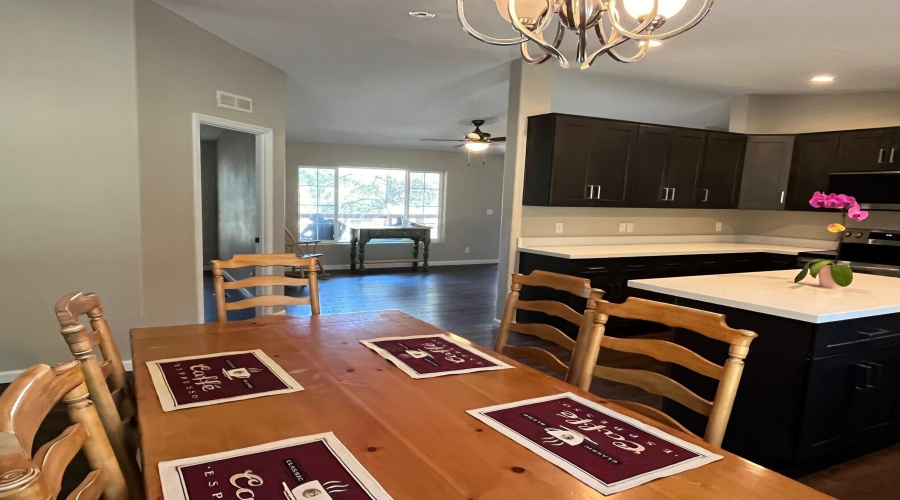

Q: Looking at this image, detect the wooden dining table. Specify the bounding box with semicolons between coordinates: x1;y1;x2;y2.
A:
131;310;832;499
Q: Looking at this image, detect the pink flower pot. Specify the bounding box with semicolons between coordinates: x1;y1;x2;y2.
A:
818;266;842;289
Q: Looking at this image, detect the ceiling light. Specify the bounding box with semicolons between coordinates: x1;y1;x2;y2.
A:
811;75;835;83
465;141;491;152
409;10;435;19
639;40;663;47
458;0;712;69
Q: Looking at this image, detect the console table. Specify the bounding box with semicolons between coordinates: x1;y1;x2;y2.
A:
349;226;431;273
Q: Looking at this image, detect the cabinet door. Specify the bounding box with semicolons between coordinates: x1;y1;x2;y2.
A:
856;341;900;439
697;132;746;209
548;116;594;206
629;125;670;207
665;130;706;208
586;121;638;206
785;133;840;211
739;135;794;210
836;129;895;172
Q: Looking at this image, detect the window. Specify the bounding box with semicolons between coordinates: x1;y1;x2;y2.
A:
298;167;444;242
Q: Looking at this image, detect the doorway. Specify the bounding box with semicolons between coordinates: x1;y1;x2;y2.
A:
192;114;274;323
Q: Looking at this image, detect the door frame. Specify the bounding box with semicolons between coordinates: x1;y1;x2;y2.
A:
192;113;275;323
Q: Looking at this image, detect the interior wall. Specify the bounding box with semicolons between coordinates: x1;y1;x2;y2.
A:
200;140;219;265
730;92;900;134
135;0;287;326
0;0;144;374
216;130;258;279
285;141;504;266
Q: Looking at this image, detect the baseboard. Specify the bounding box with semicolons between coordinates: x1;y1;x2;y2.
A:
1;359;136;384
322;259;498;271
493;318;501;326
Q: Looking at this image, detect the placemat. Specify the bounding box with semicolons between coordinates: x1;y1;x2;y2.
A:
147;349;303;412
360;334;513;379
159;432;393;500
468;392;722;495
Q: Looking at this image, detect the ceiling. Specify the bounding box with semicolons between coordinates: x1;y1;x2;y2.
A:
154;0;900;151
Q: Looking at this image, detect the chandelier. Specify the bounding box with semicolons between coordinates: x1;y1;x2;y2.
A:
456;0;713;69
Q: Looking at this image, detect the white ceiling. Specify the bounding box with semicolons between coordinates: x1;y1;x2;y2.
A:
154;0;900;150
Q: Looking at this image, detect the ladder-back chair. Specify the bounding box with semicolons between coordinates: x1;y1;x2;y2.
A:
584;297;758;447
494;270;605;387
54;292;143;499
211;253;321;322
0;362;129;500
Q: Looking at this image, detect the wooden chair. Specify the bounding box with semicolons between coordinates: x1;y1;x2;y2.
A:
579;297;758;447
53;292;143;500
212;253;321;322
285;228;327;278
494;271;605;387
0;362;129;499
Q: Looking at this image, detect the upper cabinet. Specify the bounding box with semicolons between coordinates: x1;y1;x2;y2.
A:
523;114;637;207
836;128;900;171
696;132;747;209
739;135;794;210
628;126;706;208
785;133;841;211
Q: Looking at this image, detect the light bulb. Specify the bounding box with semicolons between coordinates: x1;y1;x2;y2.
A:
494;0;550;23
465;141;491;152
623;0;687;19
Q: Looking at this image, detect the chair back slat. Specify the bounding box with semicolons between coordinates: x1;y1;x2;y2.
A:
586;297;758;447
495;271;605;388
211;253;321;322
0;362;128;500
515;300;584;326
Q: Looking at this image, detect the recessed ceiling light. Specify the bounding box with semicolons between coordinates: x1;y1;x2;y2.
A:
639;40;663;48
811;75;835;83
409;10;436;19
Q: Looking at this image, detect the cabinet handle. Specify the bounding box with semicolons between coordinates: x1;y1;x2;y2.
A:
891;148;897;164
594;185;602;200
701;189;709;202
585;185;595;200
855;363;875;391
661;187;670;201
878;148;886;163
857;328;894;340
780;190;785;204
670;188;676;201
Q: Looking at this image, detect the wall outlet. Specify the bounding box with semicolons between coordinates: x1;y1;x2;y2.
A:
619;222;627;234
626;222;635;233
486;209;494;215
555;223;564;234
464;247;470;254
716;222;723;232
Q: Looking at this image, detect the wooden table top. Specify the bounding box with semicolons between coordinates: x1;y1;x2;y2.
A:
131;311;831;499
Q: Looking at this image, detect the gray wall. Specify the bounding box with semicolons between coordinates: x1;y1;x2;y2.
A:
200;140;219;265
216;130;258;278
285;142;504;266
135;0;287;326
0;0;144;375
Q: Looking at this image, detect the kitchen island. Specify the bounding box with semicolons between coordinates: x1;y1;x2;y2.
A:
628;270;900;476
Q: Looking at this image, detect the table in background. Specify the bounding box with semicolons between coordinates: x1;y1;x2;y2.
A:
131;311;831;499
349;226;430;273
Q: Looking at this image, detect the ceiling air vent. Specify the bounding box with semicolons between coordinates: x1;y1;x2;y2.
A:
216;90;253;113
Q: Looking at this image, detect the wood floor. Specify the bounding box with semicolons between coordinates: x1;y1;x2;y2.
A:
5;264;899;498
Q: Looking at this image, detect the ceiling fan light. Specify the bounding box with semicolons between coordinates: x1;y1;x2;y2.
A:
623;0;687;19
465;141;491;152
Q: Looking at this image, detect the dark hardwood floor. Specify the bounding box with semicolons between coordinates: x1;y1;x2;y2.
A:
4;264;898;498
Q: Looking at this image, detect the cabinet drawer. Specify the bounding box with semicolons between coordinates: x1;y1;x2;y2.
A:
572;259;618;277
813;313;900;356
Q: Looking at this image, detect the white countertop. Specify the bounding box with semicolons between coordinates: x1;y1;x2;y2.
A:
629;270;900;323
518;242;829;260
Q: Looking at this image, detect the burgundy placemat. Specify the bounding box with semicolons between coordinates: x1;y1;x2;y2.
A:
147;349;303;412
158;432;392;500
360;334;513;379
468;392;722;495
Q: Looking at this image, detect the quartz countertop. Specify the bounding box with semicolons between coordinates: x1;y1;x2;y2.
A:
628;270;900;323
517;242;828;260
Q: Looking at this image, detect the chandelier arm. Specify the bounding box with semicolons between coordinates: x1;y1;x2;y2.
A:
521;21;565;64
510;0;570;68
581;30;629;68
607;0;714;41
455;0;528;46
608;41;652;63
509;0;557;36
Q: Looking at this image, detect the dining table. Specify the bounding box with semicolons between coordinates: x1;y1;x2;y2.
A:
131;310;832;499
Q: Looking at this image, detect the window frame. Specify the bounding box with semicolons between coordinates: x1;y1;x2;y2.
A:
297;165;446;244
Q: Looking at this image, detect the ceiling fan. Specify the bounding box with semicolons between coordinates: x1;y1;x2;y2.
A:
422;120;506;152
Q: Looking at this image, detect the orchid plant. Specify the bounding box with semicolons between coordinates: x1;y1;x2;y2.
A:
794;192;869;287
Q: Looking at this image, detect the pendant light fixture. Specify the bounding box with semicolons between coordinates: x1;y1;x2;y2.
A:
456;0;713;69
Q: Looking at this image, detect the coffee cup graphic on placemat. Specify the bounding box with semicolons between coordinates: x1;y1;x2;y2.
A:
222;367;263;380
284;479;350;499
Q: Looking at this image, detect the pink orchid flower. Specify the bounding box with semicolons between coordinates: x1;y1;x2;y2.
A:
831;194;857;210
848;204;869;221
809;191;828;208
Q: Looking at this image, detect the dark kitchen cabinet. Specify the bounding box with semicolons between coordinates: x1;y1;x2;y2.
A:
739;135;794;210
696;132;747;208
785;133;841;211
629;126;706;208
522;114;637;207
836;128;898;172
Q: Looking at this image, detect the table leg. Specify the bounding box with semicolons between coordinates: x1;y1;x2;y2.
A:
423;239;430;271
350;238;357;273
412;238;420;271
359;242;367;273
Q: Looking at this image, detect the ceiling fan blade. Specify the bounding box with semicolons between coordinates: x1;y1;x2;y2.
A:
421;139;467;142
491;137;507;142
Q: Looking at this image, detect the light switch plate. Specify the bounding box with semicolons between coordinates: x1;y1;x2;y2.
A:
555;223;564;234
465;247;470;254
716;222;723;232
626;223;635;233
619;222;627;234
486;209;494;215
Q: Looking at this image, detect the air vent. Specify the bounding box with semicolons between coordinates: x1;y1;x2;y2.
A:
216;90;253;113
